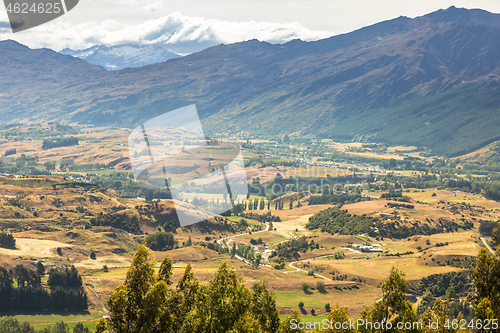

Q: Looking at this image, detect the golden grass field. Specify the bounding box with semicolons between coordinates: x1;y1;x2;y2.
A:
2;129;500;328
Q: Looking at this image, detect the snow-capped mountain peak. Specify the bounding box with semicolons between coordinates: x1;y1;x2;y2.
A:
60;44;181;70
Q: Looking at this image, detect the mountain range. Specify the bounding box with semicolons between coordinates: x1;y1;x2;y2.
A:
59;44;181;70
1;6;500;156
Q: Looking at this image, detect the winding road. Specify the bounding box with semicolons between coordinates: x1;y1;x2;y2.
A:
216;222;271;266
480;237;496;255
215;222;342;279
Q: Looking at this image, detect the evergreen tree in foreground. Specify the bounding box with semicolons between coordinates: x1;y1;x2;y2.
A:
101;243;280;333
97;226;500;333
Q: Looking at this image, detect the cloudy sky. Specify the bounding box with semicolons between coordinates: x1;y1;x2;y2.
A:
1;0;499;52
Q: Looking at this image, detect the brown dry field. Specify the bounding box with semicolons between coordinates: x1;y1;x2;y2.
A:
0;238;73;257
0;129;131;169
86;246;382;317
308;254;463;285
0;170;497;319
344;189;500;227
245;166;283;183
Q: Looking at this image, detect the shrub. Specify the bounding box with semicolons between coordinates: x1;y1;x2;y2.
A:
0;232;16;249
316;281;326;294
4;148;16;156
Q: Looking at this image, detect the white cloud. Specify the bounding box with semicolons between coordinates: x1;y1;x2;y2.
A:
0;11;333;52
115;0;164;12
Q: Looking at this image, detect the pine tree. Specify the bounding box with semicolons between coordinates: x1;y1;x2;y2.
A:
73;322;90;333
105;245;281;333
231;243;237;258
360;266;417;331
469;224;500;320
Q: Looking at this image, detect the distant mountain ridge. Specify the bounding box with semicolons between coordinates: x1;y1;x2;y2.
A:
0;40;105;91
59;44;181;70
1;6;500;156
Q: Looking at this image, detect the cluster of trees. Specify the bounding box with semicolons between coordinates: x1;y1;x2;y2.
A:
386;202;415;209
415;271;471;298
89;213;141;234
380;190;404;199
145;232;176;251
273;259;286;270
443;256;476;269
67;163;107;172
47;266;82;288
479;219;499;236
239;212;281;222
332;251;345;260
306;207;376;236
232;243;255;261
307;206;474;240
95;244;281;333
483;181;500;201
42;137;79;150
250;238;264;246
1;124;79;142
206;242;229;254
80;172;172;200
3;148;16;156
244;198;270;210
269;236;312;261
137;203;178;232
308;193;365;205
0;232;15;249
0;265;87;312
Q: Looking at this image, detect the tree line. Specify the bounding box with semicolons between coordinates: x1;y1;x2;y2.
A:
386;202;415;209
306;207;376;236
42;137;79;150
90;213;141;234
0;265;87;313
239;212;281;222
0;318;90;333
91;231;500;332
308;193;365;205
145;232;176;251
307;206;474;239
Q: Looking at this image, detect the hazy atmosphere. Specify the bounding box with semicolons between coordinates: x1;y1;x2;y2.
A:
1;1;500;332
1;0;500;51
